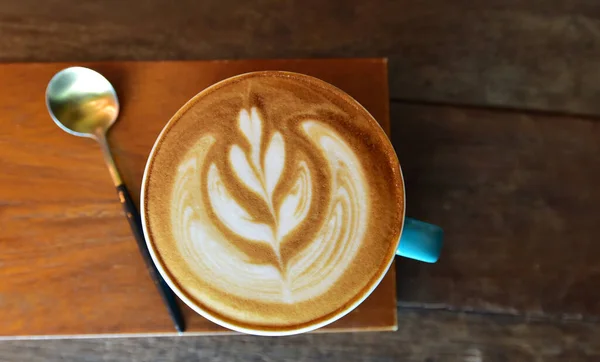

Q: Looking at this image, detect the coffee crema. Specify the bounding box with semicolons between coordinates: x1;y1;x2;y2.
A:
142;71;404;334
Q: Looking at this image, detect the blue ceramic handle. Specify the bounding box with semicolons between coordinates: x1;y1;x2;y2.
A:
397;217;443;263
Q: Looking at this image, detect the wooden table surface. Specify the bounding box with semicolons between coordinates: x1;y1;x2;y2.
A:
1;0;600;361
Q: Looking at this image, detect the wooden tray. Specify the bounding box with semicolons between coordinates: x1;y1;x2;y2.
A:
0;59;397;337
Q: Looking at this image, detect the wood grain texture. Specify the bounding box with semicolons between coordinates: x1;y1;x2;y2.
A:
1;309;599;362
0;59;396;336
3;0;600;357
2;0;600;115
391;102;600;319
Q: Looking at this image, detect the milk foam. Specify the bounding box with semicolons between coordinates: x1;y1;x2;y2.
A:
171;108;367;303
143;72;403;331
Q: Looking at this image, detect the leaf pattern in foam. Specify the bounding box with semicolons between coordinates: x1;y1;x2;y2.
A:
238;107;263;170
229;144;265;199
264;132;285;199
276;161;312;240
207;163;275;245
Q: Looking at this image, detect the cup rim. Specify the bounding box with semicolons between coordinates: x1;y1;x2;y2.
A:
140;70;406;336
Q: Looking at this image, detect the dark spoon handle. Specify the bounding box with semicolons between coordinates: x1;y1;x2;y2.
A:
116;184;185;333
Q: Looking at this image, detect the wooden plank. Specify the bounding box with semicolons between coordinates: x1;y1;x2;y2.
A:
0;309;599;361
2;60;599;331
1;1;600;115
0;59;397;336
390;101;600;319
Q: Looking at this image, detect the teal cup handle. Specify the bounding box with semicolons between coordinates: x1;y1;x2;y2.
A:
397;218;443;263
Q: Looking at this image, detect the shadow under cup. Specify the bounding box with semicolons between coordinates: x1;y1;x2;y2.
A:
141;71;443;336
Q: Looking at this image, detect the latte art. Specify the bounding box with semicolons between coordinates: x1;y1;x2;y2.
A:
143;72;403;333
173;107;368;303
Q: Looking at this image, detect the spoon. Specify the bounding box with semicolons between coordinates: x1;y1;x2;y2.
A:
46;66;185;333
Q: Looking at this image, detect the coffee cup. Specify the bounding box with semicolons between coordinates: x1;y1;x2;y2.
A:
141;71;442;335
